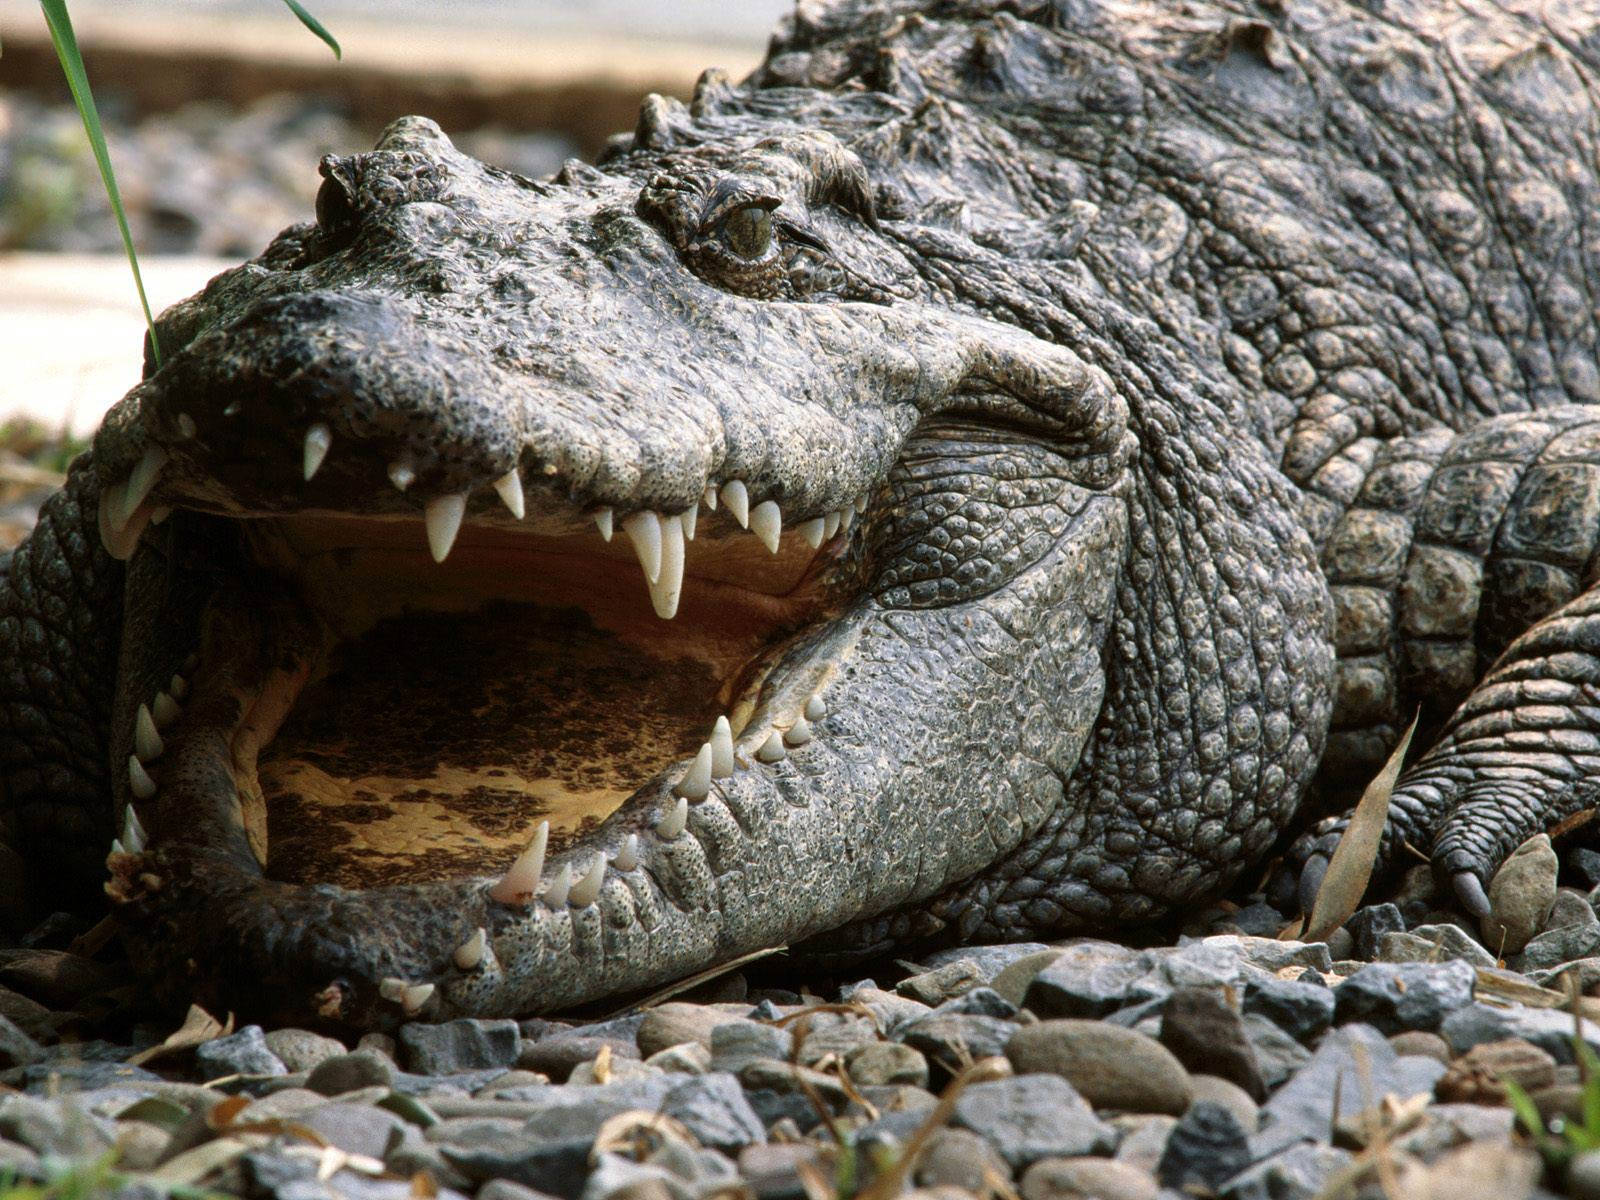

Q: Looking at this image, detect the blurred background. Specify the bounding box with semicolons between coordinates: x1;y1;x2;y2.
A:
0;0;791;536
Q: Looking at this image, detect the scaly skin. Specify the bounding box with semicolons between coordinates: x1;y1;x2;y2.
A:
3;0;1600;1026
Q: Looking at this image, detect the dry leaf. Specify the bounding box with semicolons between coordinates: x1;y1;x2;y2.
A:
128;1004;234;1066
605;944;785;1017
147;1135;254;1186
1305;714;1417;943
206;1094;253;1131
590;1109;696;1162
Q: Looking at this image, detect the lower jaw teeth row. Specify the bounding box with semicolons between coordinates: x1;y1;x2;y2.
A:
483;692;828;923
107;666;192;858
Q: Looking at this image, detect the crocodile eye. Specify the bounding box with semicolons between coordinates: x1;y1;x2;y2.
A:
719;204;773;260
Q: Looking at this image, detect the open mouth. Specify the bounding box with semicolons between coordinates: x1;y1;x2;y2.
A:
99;437;873;908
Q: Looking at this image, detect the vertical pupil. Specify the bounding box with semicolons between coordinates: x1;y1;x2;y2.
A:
724;207;770;258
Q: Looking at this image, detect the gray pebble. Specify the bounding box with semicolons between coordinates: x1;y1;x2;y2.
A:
194;1026;286;1080
399;1018;520;1075
0;1016;43;1070
1156;1101;1251;1195
1379;924;1497;968
914;1127;1011;1190
644;1042;711;1075
1440;1002;1600;1064
1019;1156;1157;1200
263;1028;347;1074
846;1042;928;1088
299;1102;407;1159
1187;1074;1259;1133
951;1075;1114;1170
306;1050;396;1096
1333;959;1476;1034
1006;1019;1193;1115
1483;834;1558;955
1223;1143;1354;1200
709;1022;792;1073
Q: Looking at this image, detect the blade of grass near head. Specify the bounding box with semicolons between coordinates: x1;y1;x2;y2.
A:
1303;713;1418;944
39;0;162;365
281;0;341;58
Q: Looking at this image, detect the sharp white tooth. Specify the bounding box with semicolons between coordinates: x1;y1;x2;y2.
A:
677;743;712;800
595;507;614;541
749;501;782;553
710;716;734;779
176;413;197;439
756;730;787;763
378;977;407;1002
103;502;155;561
122;805;147;854
152;691;180;727
656;796;688;840
648;513;685;619
721;480;749;527
118;447;168;528
796;517;826;548
823;511;841;540
110;838;125;857
613;833;639;872
425;493;467;563
854;494;869;514
401;982;434;1015
303;423;332;481
493;469;525;519
804;695;827;722
97;480;126;545
681;504;698;541
388;460;416;492
543;863;572;908
97;484;124;556
128;755;156;800
569;853;605;907
488;820;548;905
169;673;189;700
134;704;164;761
703;483;718;511
839;506;856;533
454;927;487;970
784;717;813;747
623;511;663;584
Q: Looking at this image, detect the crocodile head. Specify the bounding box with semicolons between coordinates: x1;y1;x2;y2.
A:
88;97;1138;1026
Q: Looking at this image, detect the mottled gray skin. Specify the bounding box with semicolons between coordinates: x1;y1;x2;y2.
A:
4;0;1600;1027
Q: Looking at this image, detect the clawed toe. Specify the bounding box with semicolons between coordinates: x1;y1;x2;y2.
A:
1452;870;1492;919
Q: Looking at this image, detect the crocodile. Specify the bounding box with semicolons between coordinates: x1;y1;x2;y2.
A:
6;0;1600;1029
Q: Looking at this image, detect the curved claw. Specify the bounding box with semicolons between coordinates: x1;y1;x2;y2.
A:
1453;870;1492;920
1298;853;1329;916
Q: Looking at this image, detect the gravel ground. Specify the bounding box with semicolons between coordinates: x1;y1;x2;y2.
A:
0;90;578;258
5;836;1600;1199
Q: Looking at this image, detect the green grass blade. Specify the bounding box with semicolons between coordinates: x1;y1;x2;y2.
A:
1503;1078;1547;1140
281;0;341;59
38;0;163;367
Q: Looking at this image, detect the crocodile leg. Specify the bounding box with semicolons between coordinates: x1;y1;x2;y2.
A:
0;458;123;923
1288;408;1600;907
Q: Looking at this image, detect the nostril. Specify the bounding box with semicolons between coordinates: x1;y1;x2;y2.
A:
314;156;360;246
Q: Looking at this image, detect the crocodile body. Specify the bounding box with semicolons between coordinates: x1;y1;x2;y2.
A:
5;0;1600;1027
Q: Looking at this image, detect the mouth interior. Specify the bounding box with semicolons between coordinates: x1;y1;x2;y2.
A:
223;512;839;889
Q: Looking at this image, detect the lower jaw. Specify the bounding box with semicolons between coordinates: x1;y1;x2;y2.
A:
104;513;872;1024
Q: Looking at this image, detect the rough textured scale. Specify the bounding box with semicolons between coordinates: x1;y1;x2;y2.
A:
5;0;1600;1028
